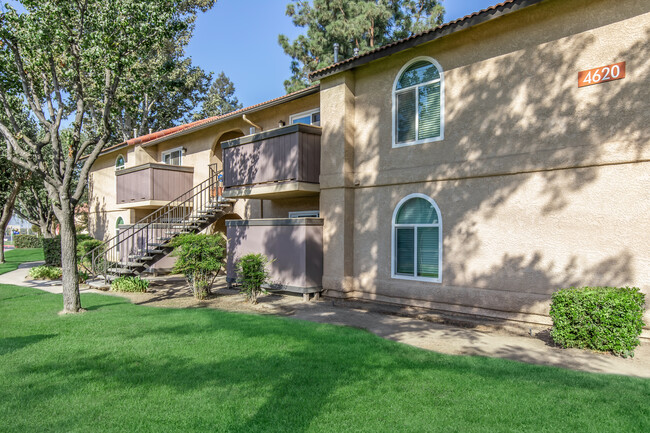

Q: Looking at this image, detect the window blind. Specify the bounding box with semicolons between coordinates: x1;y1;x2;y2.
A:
396;228;415;275
417;227;439;278
396;90;416;143
396;198;438;224
418;82;441;140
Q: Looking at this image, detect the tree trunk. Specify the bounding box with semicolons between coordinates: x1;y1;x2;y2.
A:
0;178;23;264
59;208;82;313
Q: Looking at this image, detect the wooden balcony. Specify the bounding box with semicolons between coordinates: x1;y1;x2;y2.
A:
225;218;323;293
116;163;194;209
222;124;321;199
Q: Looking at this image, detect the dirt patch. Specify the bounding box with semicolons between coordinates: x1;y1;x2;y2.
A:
109;276;300;316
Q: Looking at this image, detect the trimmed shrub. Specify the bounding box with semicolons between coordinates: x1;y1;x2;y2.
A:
42;234;98;267
28;265;62;280
171;233;226;300
235;253;271;304
111;276;149;293
42;237;61;267
13;234;41;249
77;239;104;265
549;286;646;357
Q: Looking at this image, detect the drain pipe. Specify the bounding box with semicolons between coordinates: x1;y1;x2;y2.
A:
242;114;262;133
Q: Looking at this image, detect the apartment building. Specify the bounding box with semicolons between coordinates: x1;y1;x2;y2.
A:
88;0;650;333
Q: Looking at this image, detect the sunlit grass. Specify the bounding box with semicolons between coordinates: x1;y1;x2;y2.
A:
1;284;648;432
0;248;43;275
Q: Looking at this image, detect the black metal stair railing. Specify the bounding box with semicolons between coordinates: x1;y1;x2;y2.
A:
84;164;228;281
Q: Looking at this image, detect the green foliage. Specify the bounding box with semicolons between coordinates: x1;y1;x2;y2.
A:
42;237;61;267
13;234;41;249
278;0;445;92
194;72;243;120
77;270;89;284
111;276;149;293
41;234;94;267
235;253;271;304
77;239;103;262
171;233;226;300
28;265;62;280
550;286;646;357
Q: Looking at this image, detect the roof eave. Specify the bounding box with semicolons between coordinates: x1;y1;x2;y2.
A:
310;0;546;81
140;85;320;148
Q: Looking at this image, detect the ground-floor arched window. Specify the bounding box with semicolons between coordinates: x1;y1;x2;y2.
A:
391;194;442;282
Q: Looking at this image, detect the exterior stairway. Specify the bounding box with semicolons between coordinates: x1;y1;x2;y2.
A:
85;165;233;281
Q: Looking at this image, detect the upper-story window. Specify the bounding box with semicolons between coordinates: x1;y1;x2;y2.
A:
393;57;444;147
290;108;320;126
115;154;125;171
162;147;183;166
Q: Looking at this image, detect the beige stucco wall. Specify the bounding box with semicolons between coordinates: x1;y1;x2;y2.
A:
87;92;320;242
88;150;134;241
320;0;650;327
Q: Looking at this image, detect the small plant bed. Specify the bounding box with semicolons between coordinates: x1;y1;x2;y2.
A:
550;286;646;357
0;248;43;275
110;276;150;293
27;265;63;280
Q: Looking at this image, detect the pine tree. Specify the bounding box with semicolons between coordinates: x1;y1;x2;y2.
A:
278;0;444;92
194;72;243;119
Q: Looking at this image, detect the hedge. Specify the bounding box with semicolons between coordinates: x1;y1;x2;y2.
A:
42;237;61;267
549;286;646;357
13;234;41;249
42;234;96;267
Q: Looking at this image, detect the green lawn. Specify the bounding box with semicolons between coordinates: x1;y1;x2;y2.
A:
0;248;43;275
1;285;648;433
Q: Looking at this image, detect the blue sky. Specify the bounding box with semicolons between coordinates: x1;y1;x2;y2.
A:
186;0;498;107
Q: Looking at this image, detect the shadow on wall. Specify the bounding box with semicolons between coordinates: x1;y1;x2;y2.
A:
348;22;649;320
88;176;108;241
226;219;323;289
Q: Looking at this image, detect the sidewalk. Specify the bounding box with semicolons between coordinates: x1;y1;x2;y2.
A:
2;262;649;378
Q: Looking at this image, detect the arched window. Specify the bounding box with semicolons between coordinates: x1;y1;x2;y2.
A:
391;194;442;282
115;217;124;253
115;154;125;171
393;57;444;147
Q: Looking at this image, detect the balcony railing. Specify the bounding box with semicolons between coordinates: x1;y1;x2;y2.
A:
222;123;321;198
116;163;194;208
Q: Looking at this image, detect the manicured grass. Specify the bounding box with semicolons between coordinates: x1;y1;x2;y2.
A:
0;248;43;275
1;285;648;433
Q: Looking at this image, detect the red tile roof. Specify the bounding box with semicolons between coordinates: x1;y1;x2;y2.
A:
95;84;320;156
310;0;545;80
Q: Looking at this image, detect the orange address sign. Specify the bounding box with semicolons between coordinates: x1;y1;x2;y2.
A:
578;62;626;88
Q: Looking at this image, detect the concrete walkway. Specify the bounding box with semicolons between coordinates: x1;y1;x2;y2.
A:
2;262;649;378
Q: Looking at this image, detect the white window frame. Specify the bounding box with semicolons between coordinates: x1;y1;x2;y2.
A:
289;210;320;218
392;56;445;148
115;154;126;171
289;108;321;126
161;146;184;165
115;216;124;253
391;193;442;283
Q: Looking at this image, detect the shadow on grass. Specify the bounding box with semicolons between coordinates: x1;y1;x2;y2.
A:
0;334;57;356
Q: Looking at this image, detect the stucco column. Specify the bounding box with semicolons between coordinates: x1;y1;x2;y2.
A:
319;72;356;295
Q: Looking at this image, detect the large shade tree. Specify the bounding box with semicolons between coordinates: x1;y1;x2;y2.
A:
279;0;444;92
0;0;215;313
